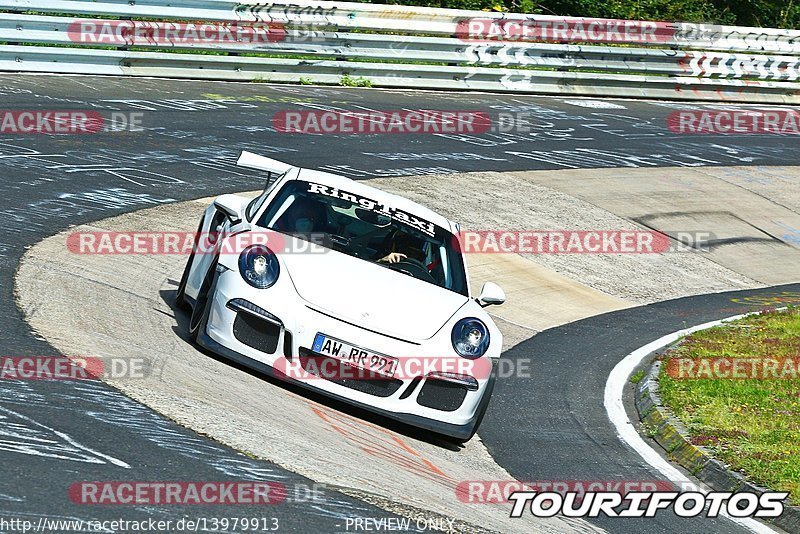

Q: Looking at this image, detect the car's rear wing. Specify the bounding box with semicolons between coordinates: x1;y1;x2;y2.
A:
236;151;295;175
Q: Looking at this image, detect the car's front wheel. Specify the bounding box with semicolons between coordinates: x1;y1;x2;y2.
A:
175;248;195;311
176;217;206;310
188;256;218;343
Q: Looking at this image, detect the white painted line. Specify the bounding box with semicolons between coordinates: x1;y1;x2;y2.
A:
0;405;131;468
561;99;627;109
604;311;781;534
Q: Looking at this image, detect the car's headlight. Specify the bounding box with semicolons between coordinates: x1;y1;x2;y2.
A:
238;244;279;289
451;318;490;359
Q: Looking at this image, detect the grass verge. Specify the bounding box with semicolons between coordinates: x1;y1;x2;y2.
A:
658;307;800;504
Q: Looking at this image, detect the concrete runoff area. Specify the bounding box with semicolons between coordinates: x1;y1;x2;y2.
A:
16;165;800;532
503;166;800;289
465;253;629;338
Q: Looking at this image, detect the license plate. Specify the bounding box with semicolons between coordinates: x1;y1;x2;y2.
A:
312;333;398;378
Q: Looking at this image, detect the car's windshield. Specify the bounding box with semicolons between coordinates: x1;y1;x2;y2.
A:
256;180;468;296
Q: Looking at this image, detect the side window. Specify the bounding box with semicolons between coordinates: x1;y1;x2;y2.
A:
245;176;281;221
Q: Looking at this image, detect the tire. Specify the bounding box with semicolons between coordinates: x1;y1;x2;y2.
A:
175;248;195;311
188;256;218;343
175;217;206;311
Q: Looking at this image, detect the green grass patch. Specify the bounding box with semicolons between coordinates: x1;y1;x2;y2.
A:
339;74;373;87
658;307;800;504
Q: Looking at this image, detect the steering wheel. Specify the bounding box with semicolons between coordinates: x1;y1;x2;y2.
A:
387;258;436;283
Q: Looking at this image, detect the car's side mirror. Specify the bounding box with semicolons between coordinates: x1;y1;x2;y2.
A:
477;282;505;307
213;195;244;224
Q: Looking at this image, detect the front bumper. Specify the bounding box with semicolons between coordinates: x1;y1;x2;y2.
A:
197;269;496;438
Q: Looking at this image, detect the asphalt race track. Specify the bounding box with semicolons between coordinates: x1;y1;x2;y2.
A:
484;282;800;533
2;74;800;533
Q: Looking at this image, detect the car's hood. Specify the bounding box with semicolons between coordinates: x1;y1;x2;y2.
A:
280;247;469;341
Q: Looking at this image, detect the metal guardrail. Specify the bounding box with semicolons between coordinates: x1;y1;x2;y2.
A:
6;0;800;53
0;0;798;102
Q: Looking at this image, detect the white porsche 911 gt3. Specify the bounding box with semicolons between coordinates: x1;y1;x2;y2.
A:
176;151;506;441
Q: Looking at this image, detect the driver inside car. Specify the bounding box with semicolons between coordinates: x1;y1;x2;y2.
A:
377;230;427;264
